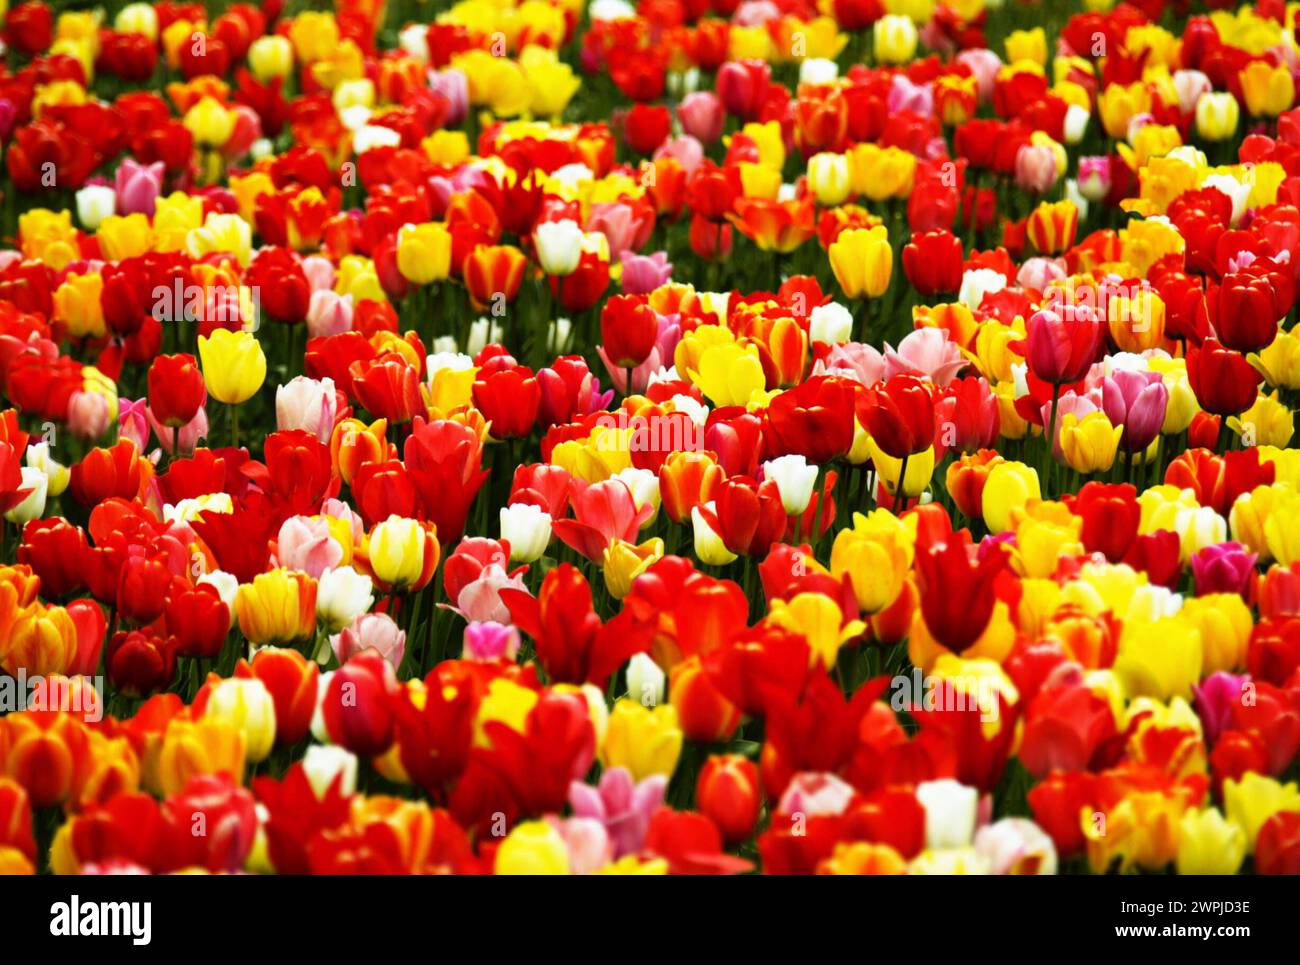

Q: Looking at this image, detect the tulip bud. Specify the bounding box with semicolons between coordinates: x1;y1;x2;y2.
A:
495;820;571;875
808;302;852;345
806;152;850;206
302;745;359;798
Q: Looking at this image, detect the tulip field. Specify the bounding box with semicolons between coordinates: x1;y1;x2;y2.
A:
2;0;1300;880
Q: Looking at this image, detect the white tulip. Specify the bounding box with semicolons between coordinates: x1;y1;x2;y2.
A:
316;567;375;633
762;454;818;515
916;778;979;850
534;219;584;276
625;653;666;708
499;503;552;563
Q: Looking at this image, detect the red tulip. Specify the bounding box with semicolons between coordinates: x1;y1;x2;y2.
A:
915;537;1008;654
350;356;424;424
552;478;652;561
698;475;787;558
599;295;658;370
765;375;855;463
1022;306;1104;385
16;518;87;598
165;582;230;658
322;649;399;757
500;564;650;687
1257;811;1300;874
241;646;320;747
146;353;206;427
1214;270;1278;352
472;364;541;439
902;229;964;296
1186;337;1261;417
857;374;935;459
106;630;178;696
623;103;672;154
404;417;490;542
696;754;760;844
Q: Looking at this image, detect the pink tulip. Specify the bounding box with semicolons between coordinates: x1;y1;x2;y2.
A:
307;289;354;338
1014;143;1058;194
275;515;342;578
620;250;673;294
332;612;406;668
1191;542;1257;597
1101;369;1168;452
146;404;209;455
677;92;725;144
955;48;1002;102
114;158;165;217
462;620;521;661
884;327;967;387
276;375;339;443
67;390;112;441
813;341;887;387
568;767;667;858
118;397;151;452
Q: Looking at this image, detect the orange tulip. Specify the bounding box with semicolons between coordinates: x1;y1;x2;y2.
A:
658;450;724;523
728;196;816;253
464;244;527;310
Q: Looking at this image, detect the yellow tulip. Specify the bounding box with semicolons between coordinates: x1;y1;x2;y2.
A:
1264;488;1300;565
235;569;317;646
1113;615;1202;702
1229;390;1293;448
1240;60;1294;117
1179;594;1251;674
847;143;915;201
1223;772;1300;852
96;213;153;261
767;592;866;669
53;272;106;339
1005;28;1047;66
830;509;912;612
495;821;571;874
521;46;581;117
690;340;766;407
198;329;267;404
1176;808;1246;875
981;461;1040;533
203;678;278;763
248;35;293;82
601;699;683;782
395;223;452;285
366;516;440;591
1255;327;1300;390
866;440;934;499
828;225;892;300
183;96;237;149
603;538;664;600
